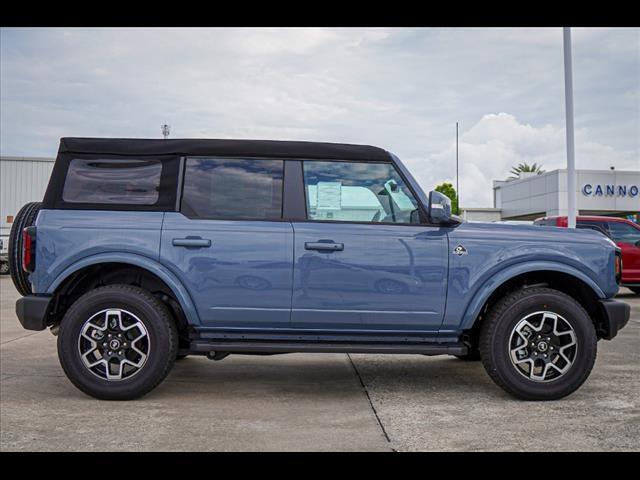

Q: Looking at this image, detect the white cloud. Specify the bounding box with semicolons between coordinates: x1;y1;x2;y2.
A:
1;27;638;202
404;113;638;208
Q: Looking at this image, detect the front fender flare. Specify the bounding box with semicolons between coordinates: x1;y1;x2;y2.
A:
459;261;606;331
46;252;201;326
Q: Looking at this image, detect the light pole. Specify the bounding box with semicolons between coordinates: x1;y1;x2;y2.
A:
456;121;459;214
563;27;577;228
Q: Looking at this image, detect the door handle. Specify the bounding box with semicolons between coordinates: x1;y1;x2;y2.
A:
172;237;211;248
305;241;344;252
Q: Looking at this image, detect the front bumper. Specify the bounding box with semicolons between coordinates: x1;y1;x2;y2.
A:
598;299;631;340
16;295;53;331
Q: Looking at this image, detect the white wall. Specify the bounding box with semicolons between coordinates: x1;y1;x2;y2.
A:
0;157;55;236
494;169;639;219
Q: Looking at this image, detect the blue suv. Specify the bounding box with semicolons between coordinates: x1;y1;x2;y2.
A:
10;138;630;400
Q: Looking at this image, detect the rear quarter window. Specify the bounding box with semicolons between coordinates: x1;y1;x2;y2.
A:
62;159;162;205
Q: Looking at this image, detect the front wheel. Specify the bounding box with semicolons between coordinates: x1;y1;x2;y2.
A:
479;287;597;400
58;284;178;400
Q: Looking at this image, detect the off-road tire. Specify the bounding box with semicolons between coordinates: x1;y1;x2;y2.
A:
479;287;597;400
58;284;178;400
8;202;42;295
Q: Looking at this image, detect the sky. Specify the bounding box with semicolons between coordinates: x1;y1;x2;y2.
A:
1;27;638;207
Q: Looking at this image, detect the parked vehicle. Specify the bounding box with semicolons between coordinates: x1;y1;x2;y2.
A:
10;138;630;400
0;236;8;274
533;216;640;295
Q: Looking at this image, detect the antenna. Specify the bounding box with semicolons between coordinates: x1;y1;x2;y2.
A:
161;124;171;139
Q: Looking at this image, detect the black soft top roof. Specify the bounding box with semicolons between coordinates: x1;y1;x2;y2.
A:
58;137;391;162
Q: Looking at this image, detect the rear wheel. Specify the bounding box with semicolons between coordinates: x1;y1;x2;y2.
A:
479;287;597;400
58;284;177;400
8;201;42;295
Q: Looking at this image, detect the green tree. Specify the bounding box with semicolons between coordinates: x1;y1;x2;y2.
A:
509;162;545;179
434;182;459;215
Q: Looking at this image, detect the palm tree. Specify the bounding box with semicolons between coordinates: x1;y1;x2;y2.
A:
509;162;545;179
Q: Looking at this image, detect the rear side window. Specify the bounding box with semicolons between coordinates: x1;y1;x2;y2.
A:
62;159;162;205
181;158;284;220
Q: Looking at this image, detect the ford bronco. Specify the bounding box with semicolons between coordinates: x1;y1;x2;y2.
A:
10;138;630;400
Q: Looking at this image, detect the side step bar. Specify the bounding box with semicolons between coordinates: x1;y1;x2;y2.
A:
190;340;467;356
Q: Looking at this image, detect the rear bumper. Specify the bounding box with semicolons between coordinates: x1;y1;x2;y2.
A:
598;299;631;340
16;295;53;331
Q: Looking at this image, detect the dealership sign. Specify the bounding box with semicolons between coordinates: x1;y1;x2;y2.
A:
582;184;639;197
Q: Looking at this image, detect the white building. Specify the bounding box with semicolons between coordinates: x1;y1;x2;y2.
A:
493;169;639;221
0;156;55;241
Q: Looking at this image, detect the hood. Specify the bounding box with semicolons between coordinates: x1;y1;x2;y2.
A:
453;220;617;249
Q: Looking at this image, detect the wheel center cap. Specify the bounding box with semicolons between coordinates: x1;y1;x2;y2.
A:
537;341;548;352
109;339;121;350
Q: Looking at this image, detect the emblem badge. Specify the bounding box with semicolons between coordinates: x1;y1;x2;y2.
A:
453;244;468;256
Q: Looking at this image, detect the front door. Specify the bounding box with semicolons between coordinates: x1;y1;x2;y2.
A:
160;157;293;328
291;160;448;332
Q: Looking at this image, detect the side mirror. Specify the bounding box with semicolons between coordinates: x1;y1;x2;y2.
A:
428;191;452;224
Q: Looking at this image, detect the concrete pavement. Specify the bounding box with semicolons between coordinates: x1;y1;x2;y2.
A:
1;276;638;451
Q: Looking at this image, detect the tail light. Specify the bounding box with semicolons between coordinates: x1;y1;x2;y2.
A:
22;226;36;273
614;251;622;284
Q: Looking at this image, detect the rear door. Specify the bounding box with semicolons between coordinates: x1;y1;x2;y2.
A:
160;157;293;328
291;160;448;332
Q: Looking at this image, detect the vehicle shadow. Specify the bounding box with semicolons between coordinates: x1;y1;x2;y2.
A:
157;353;504;400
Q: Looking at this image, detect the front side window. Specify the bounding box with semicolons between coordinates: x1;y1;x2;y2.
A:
302;161;420;224
607;222;640;244
62;159;162;205
181;158;284;220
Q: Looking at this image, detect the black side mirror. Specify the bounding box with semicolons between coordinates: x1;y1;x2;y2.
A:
428;191;452;224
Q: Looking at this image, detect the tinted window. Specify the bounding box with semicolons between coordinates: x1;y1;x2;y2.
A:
302;161;420;224
577;220;609;236
62;159;162;205
181;158;283;220
608;222;640;244
534;218;555;226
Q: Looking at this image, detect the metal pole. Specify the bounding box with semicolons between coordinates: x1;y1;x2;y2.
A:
563;27;577;228
456;122;459;214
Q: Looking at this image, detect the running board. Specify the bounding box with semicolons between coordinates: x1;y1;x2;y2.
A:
190;340;467;356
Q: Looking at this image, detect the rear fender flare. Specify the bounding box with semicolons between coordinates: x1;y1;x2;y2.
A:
46;252;201;326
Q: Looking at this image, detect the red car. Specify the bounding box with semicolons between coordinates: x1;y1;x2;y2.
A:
534;215;640;294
